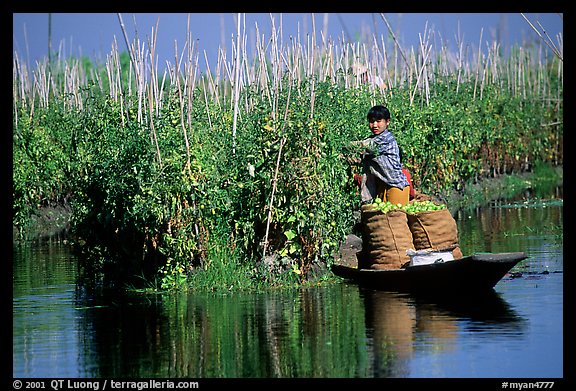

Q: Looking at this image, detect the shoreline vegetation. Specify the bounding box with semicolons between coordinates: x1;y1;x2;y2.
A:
16;164;563;241
13;14;563;292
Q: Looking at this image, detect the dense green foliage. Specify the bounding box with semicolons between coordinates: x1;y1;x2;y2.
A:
13;57;562;291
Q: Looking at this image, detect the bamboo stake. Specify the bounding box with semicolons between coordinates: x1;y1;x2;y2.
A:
418;28;430;105
231;13;243;155
255;28;272;108
201;77;214;134
473;28;483;100
13;56;20;129
147;83;162;169
380;34;393;90
174;40;191;173
520;13;563;61
186;40;199;130
242;32;252;95
185;15;194;127
117;13;141;90
309;13;316;120
269;14;279;120
455;23;463;94
148;19;160;118
204;49;222;111
261;75;293;261
379;13;410;71
115;46;124;124
555;56;562;165
409;43;432;106
481;55;489;100
294;37;302;88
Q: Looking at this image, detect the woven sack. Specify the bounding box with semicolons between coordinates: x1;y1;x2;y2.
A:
452;246;463;260
407;208;459;252
361;205;413;269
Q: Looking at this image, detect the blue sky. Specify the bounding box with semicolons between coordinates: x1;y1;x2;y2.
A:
13;13;563;71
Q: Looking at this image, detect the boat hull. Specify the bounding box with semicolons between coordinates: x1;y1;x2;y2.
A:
331;252;528;293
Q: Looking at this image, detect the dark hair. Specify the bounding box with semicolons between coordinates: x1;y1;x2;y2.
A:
367;105;390;122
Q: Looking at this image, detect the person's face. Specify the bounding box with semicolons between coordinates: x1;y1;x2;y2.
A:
368;118;389;135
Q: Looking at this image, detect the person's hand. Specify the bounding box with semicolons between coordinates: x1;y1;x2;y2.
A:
354;173;363;186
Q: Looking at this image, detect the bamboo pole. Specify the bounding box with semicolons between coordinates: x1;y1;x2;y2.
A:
473;28;483;101
480;53;488;100
185;37;199;130
201;77;214;135
262;74;293;261
12;14;563;155
520;13;563;61
269;14;279;120
148;19;160;118
231;13;244;155
418;28;430;105
174;40;191;173
409;43;432;106
202;49;221;111
117;13;141;91
379;13;410;72
147;83;162;169
383;34;394;91
455;24;464;95
255;27;272;108
309;13;316;120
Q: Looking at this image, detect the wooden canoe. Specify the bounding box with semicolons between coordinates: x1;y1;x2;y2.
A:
331;252;528;293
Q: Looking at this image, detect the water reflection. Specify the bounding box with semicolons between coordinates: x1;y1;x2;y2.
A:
13;243;81;377
361;288;527;377
13;187;561;378
456;187;563;264
74;284;373;378
67;281;531;378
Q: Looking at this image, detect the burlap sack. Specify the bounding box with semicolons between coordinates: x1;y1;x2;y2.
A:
361;205;413;269
452;246;463;260
407;208;460;252
412;190;441;203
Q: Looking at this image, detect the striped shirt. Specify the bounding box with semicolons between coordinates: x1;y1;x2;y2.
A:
361;130;409;189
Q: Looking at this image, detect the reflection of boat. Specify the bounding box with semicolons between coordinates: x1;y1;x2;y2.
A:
406;288;525;328
361;287;527;377
332;252;528;293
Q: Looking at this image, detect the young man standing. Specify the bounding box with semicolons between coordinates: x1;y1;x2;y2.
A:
354;105;410;205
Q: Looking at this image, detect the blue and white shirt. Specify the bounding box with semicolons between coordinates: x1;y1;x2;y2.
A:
361;130;409;189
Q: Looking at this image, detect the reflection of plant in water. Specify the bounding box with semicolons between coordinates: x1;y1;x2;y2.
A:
457;195;563;258
152;283;374;377
503;223;563;240
497;199;564;209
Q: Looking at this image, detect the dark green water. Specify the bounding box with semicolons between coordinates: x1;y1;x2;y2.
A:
13;191;563;379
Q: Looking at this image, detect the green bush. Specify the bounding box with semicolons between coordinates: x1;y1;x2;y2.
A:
13;53;562;291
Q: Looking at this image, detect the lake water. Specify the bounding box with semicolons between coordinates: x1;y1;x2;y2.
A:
13;190;563;380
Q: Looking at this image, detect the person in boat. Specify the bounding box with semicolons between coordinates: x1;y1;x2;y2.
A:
354;148;415;200
352;105;411;205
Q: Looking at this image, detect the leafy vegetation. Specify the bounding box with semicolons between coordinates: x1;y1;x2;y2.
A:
13;20;562;291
